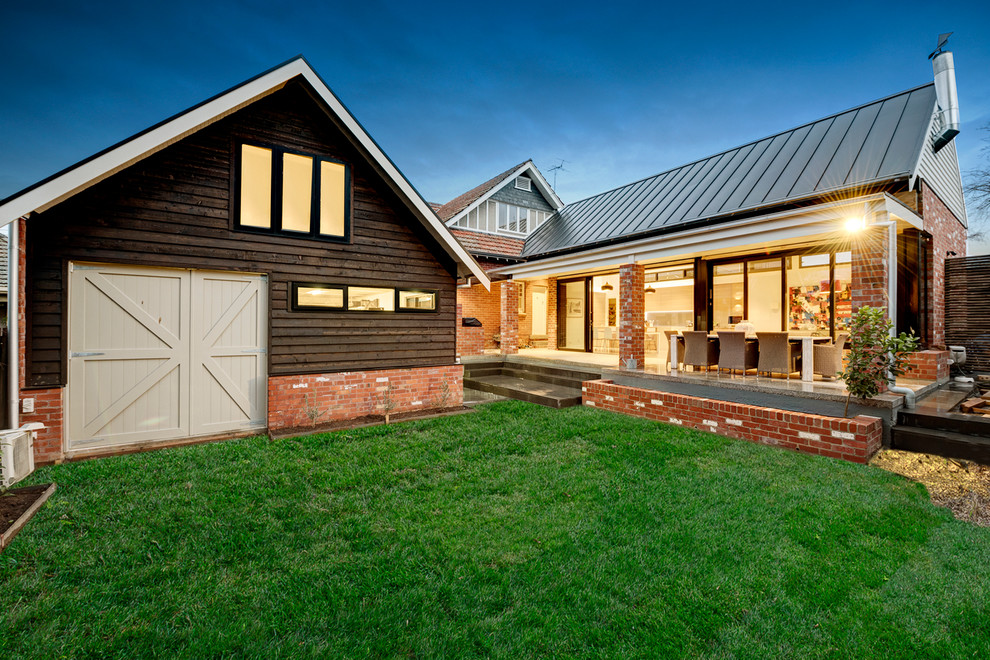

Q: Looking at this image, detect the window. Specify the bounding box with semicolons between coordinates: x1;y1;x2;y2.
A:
292;284;345;310
236;143;349;240
515;176;532;191
399;290;437;311
348;287;395;312
451;202;552;237
292;283;438;313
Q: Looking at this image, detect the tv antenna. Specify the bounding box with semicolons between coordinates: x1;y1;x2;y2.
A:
547;159;568;189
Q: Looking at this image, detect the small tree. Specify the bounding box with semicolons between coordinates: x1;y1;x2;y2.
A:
303;393;328;427
379;382;397;425
838;306;920;416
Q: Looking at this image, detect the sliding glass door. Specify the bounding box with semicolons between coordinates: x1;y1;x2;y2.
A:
557;278;590;351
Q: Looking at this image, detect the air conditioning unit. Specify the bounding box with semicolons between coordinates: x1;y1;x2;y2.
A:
1;423;45;489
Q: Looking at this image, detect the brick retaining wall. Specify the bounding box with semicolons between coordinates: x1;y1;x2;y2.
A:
583;379;883;463
268;365;463;431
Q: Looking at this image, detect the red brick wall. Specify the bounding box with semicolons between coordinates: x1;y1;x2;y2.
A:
20;388;64;465
500;280;519;354
902;349;950;382
268;365;463;430
455;303;484;357
921;182;968;347
619;263;645;369
457;281;502;349
583;379;883;463
851;222;890;313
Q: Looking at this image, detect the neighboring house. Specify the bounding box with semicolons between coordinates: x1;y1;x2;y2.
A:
436;161;563;349
481;54;968;370
0;57;489;464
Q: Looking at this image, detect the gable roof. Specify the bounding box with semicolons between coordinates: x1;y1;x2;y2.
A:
437;160;564;223
523;83;939;258
0;56;490;288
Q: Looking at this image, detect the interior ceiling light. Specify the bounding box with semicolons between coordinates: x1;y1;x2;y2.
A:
601;282;614;291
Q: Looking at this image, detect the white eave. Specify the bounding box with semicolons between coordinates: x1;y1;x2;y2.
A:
495;194;923;280
0;56;490;290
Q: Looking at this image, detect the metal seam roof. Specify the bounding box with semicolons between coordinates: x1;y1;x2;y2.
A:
523;83;937;258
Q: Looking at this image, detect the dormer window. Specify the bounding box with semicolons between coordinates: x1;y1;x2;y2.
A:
236;143;350;241
515;176;532;191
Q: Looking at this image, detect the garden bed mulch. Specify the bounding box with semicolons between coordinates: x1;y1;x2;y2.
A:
0;483;57;551
872;449;990;526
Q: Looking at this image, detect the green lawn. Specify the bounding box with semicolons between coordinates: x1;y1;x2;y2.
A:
1;401;988;658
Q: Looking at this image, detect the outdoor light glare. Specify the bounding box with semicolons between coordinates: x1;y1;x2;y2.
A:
845;217;866;232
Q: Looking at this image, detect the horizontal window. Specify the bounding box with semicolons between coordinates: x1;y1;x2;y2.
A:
349;287;395;312
236;143;349;241
292;284;345;310
399;290;437;311
291;283;438;313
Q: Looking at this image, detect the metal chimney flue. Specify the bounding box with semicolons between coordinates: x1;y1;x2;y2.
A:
930;34;960;152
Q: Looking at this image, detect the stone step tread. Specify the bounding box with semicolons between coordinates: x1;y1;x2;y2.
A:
503;362;602;380
498;368;590;389
463;375;583;409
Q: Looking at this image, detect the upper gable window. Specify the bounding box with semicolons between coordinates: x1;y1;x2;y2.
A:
515;176;532;191
236;143;349;240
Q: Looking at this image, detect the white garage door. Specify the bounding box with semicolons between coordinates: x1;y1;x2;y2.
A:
67;263;268;451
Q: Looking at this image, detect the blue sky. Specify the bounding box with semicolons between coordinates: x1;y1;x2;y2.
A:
2;1;989;247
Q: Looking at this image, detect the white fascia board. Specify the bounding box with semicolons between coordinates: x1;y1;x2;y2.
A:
495;194;890;280
294;65;490;289
0;58;490;290
524;162;564;210
0;74;291;224
882;194;923;229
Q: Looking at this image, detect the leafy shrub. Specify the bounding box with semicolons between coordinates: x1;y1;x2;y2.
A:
838;306;919;413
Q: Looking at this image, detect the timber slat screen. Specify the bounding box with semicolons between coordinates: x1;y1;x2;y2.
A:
945;255;990;372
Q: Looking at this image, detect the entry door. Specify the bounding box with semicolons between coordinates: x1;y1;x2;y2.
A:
67;264;267;451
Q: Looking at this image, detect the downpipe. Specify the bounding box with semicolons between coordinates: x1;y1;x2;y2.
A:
888;382;916;409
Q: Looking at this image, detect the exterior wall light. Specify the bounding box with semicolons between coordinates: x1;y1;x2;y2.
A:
845;217;866;232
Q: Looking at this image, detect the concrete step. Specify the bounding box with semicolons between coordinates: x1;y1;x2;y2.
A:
464;374;583;409
463;367;504;379
499;367;590;390
891;425;990;465
505;361;602;382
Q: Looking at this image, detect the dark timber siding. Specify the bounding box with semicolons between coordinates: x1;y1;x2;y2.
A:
24;80;458;387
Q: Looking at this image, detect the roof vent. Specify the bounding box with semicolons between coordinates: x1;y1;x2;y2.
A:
929;33;960;152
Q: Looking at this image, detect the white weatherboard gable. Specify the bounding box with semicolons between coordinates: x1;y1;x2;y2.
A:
444;160;564;228
0;57;490;289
